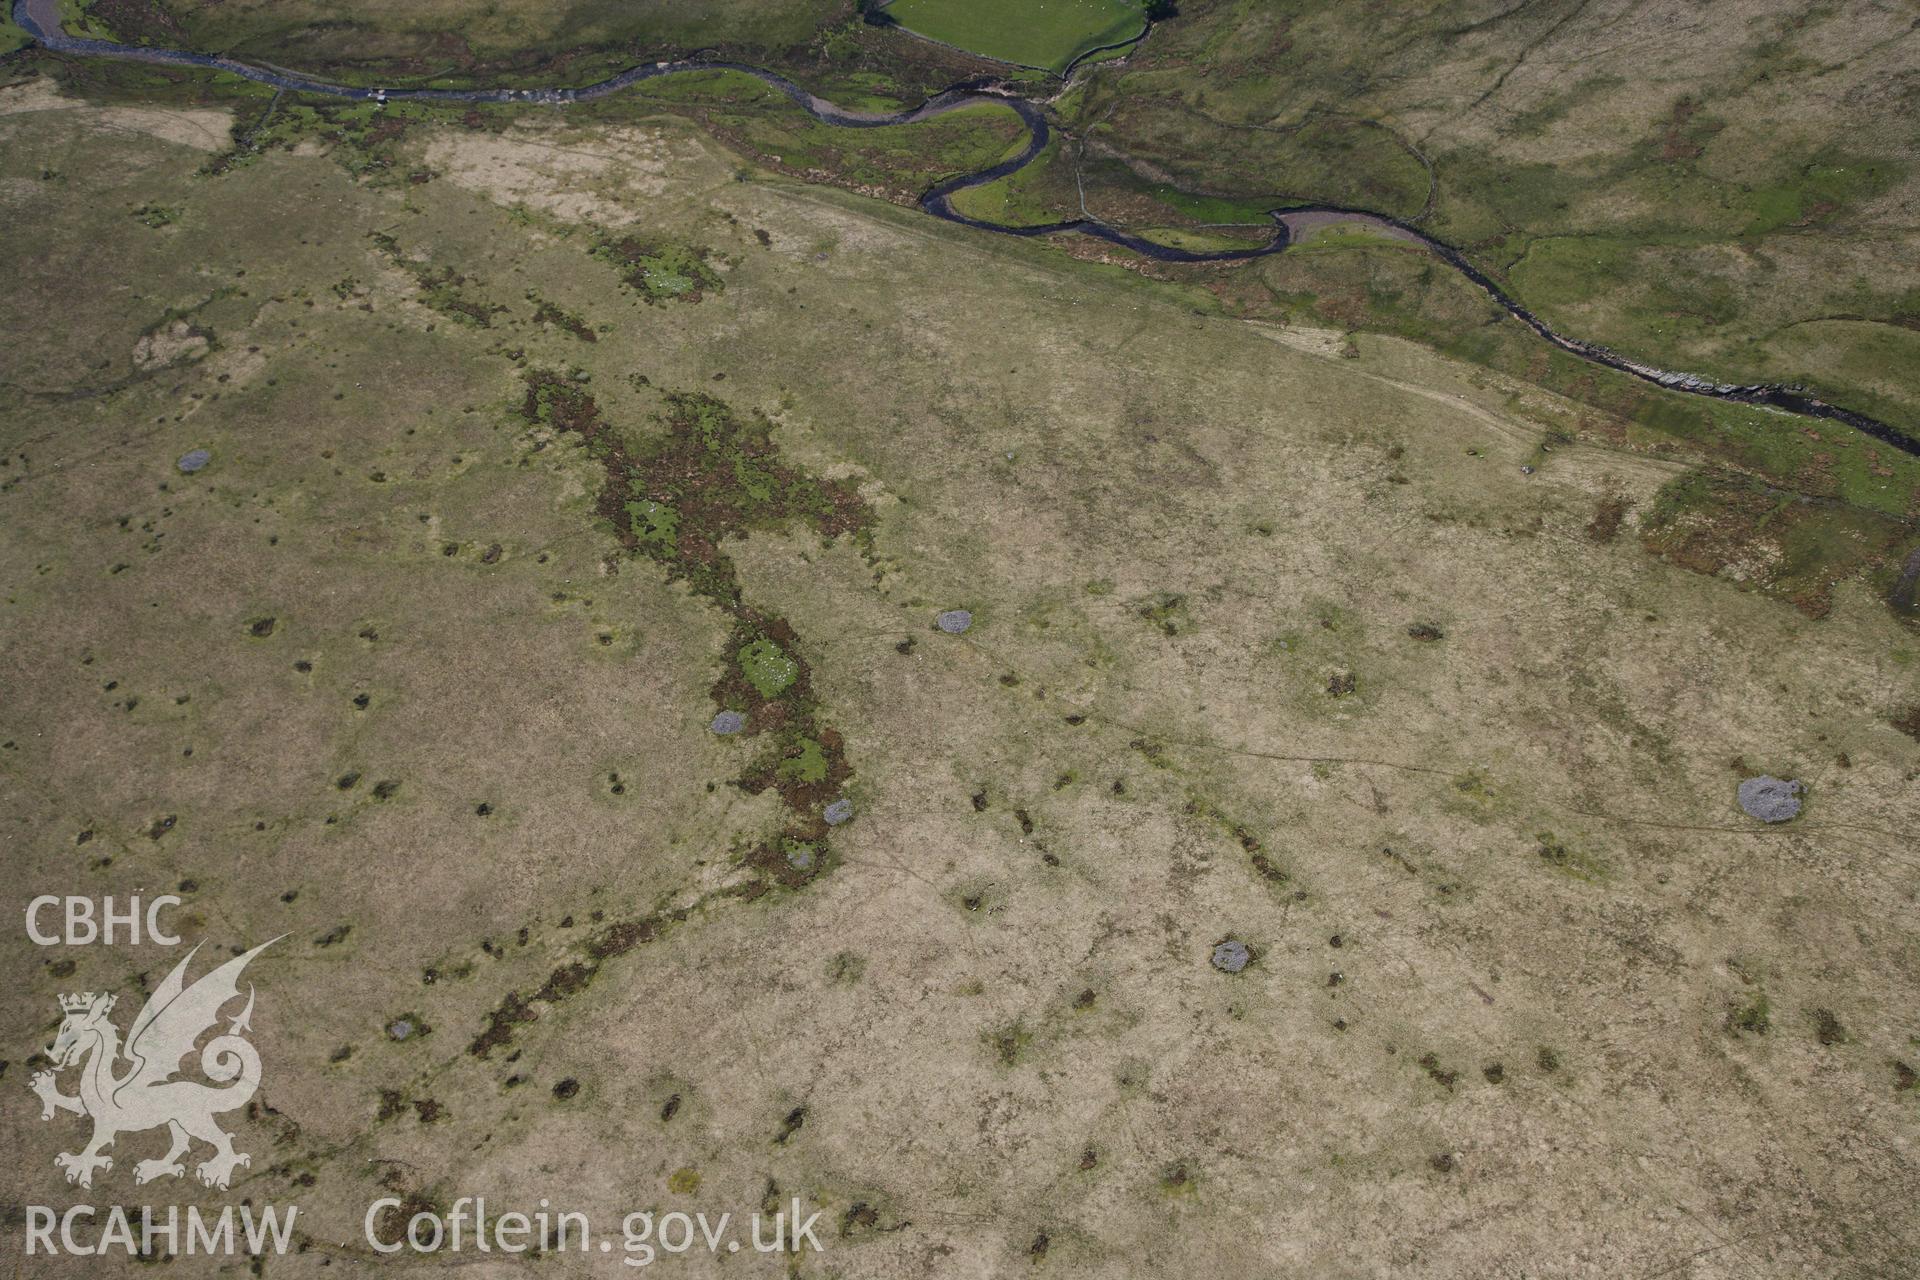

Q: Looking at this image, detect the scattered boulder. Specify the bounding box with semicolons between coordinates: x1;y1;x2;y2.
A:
1737;775;1803;823
936;609;973;635
177;448;211;473
709;710;746;735
823;797;854;826
1210;940;1250;974
387;1019;414;1041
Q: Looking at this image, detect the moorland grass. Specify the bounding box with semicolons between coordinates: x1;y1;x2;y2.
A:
883;0;1145;72
107;0;843;87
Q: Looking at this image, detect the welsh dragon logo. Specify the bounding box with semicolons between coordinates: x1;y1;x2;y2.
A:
29;939;280;1190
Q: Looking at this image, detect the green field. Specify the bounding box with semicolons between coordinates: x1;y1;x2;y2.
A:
883;0;1145;72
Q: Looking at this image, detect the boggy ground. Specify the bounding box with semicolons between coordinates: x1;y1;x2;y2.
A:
2;79;1919;1278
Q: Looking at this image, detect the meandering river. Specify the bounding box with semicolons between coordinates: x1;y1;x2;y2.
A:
12;0;1917;456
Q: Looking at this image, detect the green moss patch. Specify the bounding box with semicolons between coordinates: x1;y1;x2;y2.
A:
593;237;722;304
738;637;799;698
624;499;679;552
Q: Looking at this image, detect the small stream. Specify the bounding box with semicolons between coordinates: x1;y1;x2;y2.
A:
12;0;1917;457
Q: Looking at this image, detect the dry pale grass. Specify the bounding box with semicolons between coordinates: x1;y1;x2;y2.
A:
1;105;1916;1279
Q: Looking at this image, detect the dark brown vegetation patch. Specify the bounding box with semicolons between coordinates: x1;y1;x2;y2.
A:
1418;1052;1459;1089
1186;796;1290;886
369;230;504;326
1641;471;1914;619
529;295;597;341
1586;494;1630;542
520;371;871;855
